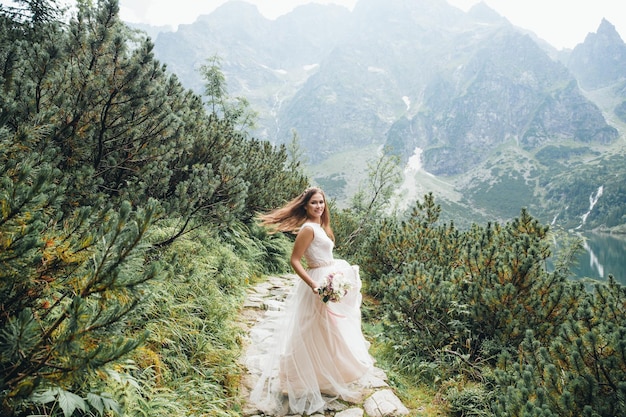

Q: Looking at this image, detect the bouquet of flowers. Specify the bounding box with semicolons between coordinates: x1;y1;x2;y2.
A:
317;271;352;303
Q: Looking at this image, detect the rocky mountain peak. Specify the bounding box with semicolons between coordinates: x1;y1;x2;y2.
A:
567;18;626;90
596;18;624;42
467;1;506;24
201;0;265;22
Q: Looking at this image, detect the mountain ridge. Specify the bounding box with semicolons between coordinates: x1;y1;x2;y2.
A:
134;0;625;230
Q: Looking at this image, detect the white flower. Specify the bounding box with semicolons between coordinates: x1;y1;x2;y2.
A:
318;271;352;303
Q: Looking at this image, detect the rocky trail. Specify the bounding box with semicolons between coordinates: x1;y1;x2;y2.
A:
238;274;412;417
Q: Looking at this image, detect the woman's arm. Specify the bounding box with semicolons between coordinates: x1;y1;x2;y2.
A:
290;226;318;294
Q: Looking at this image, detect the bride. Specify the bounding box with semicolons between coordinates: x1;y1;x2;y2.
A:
250;187;374;415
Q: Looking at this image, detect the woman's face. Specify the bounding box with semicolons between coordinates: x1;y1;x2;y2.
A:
305;192;325;222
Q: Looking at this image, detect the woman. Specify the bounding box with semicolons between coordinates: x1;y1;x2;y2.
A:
250;187;373;415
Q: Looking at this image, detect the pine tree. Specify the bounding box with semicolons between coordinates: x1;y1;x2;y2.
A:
1;0;188;211
0;127;161;416
359;192;446;297
495;277;626;416
454;209;584;353
359;193;625;413
239;138;308;222
2;0;304;248
362;203;589;375
0;0;61;26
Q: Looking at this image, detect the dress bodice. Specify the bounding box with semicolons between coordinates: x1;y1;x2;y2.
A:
301;222;334;268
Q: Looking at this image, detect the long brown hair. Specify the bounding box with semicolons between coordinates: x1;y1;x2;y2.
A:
258;187;334;241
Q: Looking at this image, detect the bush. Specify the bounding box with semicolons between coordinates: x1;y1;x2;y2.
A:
359;195;625;415
446;383;494;417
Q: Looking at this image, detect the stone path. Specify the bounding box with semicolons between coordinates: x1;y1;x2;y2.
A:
238;274;411;417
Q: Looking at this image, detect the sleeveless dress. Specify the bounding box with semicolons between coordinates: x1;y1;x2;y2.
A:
250;222;373;415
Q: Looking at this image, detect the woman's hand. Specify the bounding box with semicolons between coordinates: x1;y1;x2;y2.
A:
311;285;319;295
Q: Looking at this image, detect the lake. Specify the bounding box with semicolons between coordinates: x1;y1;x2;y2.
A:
568;232;626;286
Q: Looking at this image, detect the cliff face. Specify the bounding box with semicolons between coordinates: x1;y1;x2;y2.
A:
567;18;626;127
384;27;618;175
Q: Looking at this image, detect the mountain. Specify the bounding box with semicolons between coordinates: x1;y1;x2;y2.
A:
568;19;626;90
153;1;351;138
141;0;625;231
567;18;626;129
127;22;173;41
385;28;617;176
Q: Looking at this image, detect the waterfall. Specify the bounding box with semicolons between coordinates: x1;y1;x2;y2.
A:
395;148;423;211
551;212;559;226
576;185;603;230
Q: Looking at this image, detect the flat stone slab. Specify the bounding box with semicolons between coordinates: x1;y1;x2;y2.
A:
363;389;410;417
336;408;364;417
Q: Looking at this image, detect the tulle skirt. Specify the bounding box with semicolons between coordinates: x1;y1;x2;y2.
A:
249;259;373;415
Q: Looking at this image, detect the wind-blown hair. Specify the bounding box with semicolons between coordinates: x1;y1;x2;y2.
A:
258;187;334;241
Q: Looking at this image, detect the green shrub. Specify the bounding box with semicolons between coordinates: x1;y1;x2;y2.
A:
446;384;494;417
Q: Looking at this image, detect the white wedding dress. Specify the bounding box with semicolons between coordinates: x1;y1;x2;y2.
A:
250;222;373;415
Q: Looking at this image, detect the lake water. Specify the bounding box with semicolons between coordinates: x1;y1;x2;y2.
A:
568;232;626;286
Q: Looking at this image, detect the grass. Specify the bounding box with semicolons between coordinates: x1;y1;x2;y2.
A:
362;299;449;417
115;224;256;416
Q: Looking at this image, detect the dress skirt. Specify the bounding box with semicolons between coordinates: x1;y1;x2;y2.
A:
249;259;373;415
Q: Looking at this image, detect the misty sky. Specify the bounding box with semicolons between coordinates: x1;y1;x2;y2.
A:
115;0;625;50
0;0;623;50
